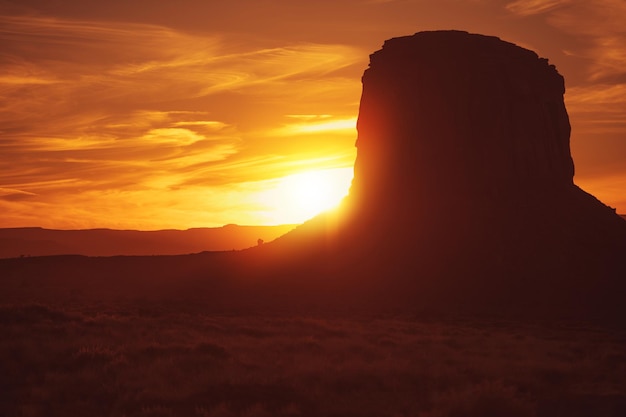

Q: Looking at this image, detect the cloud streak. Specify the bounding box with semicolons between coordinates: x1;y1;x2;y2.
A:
506;0;570;16
0;14;361;228
506;0;626;81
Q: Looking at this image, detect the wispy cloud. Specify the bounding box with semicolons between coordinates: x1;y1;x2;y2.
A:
567;83;626;107
506;0;571;16
550;2;626;80
505;0;626;81
566;83;626;135
0;14;361;228
273;117;357;136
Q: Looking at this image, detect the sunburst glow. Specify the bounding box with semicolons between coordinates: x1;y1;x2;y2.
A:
255;167;353;224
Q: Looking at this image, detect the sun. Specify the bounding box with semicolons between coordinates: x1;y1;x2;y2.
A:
255;167;353;224
284;170;345;215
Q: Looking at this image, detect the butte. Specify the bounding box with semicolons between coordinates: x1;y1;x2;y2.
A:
240;30;626;318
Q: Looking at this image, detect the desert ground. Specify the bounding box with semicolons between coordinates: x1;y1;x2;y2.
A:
1;292;625;417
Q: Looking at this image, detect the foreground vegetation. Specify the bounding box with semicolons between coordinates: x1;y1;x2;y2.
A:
1;303;624;417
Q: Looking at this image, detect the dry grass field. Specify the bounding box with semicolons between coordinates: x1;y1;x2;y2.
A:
1;302;624;417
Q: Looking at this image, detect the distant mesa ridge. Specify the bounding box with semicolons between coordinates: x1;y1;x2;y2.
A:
0;225;296;258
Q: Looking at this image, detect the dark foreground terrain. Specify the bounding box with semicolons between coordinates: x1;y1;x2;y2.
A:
1;248;625;416
1;298;625;417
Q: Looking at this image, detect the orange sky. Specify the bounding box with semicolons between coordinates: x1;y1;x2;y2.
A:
1;0;625;230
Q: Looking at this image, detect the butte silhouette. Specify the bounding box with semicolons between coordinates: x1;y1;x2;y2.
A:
2;31;624;319
241;30;626;317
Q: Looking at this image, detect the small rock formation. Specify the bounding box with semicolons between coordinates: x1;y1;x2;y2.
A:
251;31;626;318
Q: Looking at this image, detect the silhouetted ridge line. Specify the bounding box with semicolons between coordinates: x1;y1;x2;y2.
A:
0;225;296;258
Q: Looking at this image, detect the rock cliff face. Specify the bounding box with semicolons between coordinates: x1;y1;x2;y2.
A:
351;30;574;215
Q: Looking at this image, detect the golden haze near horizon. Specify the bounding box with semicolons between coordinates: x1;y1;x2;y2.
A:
1;1;626;230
